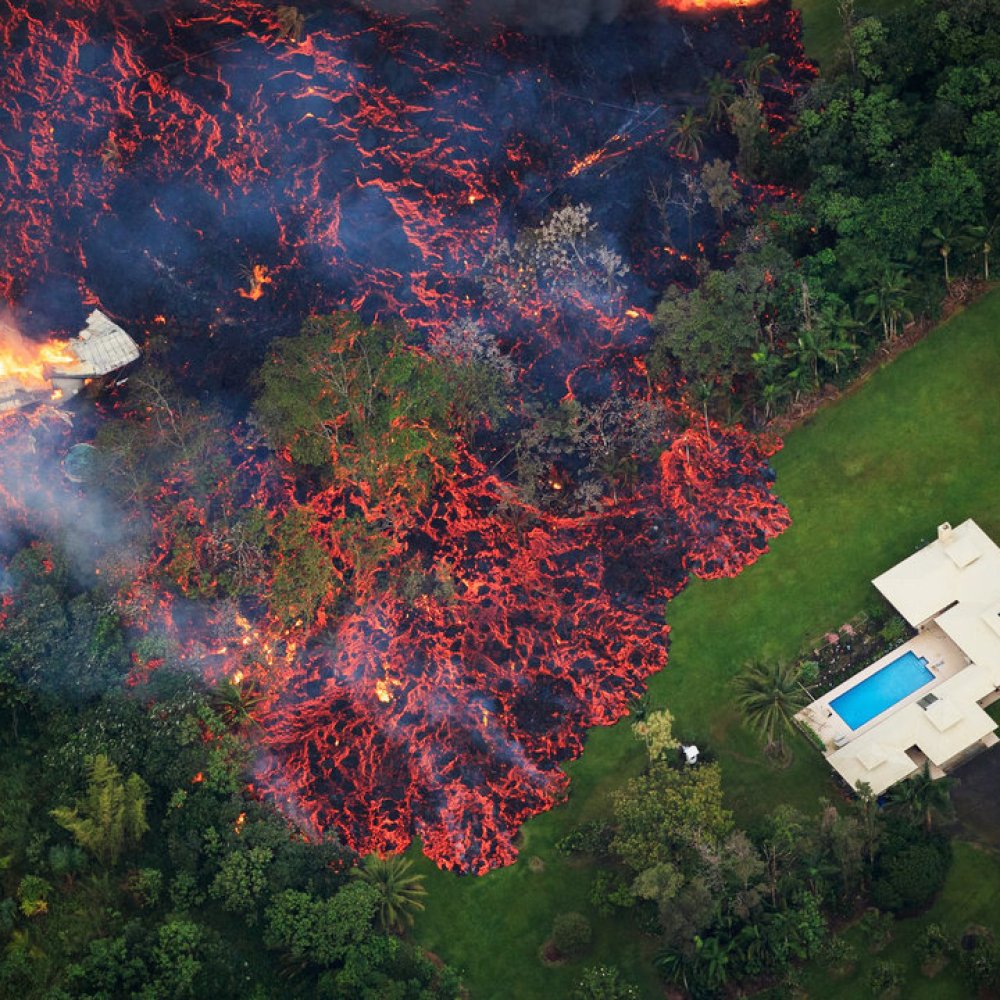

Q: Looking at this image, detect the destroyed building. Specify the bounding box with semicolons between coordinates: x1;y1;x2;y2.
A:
0;310;140;413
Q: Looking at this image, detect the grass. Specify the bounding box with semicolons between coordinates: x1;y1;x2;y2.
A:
412;291;1000;1000
796;0;913;67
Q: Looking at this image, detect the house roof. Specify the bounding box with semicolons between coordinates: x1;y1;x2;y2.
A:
51;311;140;379
936;601;1000;687
828;687;997;795
872;520;1000;628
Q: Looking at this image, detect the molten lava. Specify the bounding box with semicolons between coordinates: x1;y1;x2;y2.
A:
0;0;813;871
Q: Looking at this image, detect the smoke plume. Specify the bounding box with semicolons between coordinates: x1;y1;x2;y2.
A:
349;0;630;35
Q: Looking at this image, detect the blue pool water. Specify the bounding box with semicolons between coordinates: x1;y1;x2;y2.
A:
830;651;934;730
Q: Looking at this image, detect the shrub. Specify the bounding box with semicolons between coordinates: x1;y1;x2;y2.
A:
916;922;951;977
960;933;1000;994
126;867;164;907
17;874;52;918
872;838;950;912
556;821;613;857
858;909;894;953
799;659;821;686
551;912;592;959
821;935;857;976
573;964;641;999
878;616;908;647
589;870;636;915
868;959;902;998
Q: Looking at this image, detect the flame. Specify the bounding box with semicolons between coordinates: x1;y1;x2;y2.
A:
234;811;247;834
237;264;272;301
374;678;394;703
657;0;765;10
0;334;76;390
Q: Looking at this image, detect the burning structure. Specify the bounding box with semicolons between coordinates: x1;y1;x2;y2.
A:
0;311;140;413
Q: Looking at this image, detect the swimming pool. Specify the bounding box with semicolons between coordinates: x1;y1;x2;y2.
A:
830;651;934;730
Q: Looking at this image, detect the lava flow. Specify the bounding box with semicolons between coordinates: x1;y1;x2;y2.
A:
0;0;812;872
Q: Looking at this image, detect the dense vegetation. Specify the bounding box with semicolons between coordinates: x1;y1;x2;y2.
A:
649;0;998;428
0;545;461;997
1;1;999;997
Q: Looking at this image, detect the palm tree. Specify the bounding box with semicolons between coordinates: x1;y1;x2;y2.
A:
862;267;913;341
923;226;956;285
742;46;780;89
670;107;705;162
211;678;264;729
751;344;789;419
817;305;861;373
351;854;427;933
852;781;882;868
785;330;824;391
760;379;790;420
968;216;997;281
734;660;808;760
704;73;735;130
885;762;953;832
688;379;714;440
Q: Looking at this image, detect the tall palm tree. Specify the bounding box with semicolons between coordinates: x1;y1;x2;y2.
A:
785;330;824;391
817;305;861;373
689;379;714;440
670;107;706;162
742;46;779;89
351;854;427;933
967;216;997;281
863;267;913;341
734;660;808;759
923;226;956;285
760;379;790;420
704;73;735;130
885;762;953;832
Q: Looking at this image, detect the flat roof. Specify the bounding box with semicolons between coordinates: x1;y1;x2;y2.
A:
872;519;1000;628
828;685;997;794
937;602;1000;688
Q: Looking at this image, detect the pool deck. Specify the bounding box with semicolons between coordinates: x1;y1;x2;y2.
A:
797;623;969;753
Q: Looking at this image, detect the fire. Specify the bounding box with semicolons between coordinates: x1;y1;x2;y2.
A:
374;678;396;703
0;336;75;390
234;811;247;834
657;0;765;10
238;264;273;301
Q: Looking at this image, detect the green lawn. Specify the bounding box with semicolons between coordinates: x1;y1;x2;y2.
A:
412;292;1000;1000
796;0;912;66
